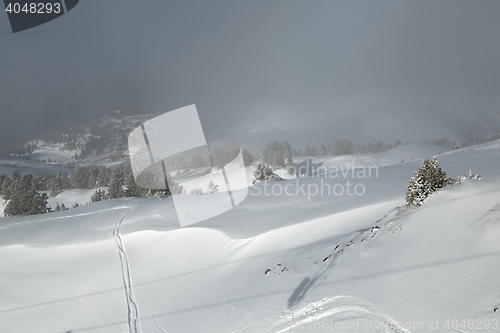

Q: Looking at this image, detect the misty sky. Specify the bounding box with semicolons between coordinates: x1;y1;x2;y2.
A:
0;0;499;145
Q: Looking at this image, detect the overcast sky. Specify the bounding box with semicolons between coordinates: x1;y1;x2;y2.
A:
0;0;499;145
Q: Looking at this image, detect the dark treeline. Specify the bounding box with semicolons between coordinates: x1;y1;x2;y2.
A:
0;166;118;198
300;139;402;157
0;165;144;216
0;141;37;158
163;148;255;172
262;134;500;168
422;135;500;149
262;139;403;168
0;146;258;216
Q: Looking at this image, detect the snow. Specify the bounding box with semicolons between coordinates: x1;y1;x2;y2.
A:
1;140;500;332
0;158;71;177
28;149;75;162
375;143;453;164
207;89;497;152
46;188;108;208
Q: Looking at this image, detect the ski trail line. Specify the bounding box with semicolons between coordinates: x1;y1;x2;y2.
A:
0;205;131;230
113;207;141;333
138;287;169;333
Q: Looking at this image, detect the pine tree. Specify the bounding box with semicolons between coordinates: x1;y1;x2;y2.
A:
271;149;285;167
168;180;184;195
281;141;292;159
1;177;12;199
262;140;281;165
286;157;297;176
49;175;63;197
211;149;228;169
87;168;98;188
190;188;203;195
252;163;280;184
71;167;90;189
189;155;206;169
304;145;318;156
59;173;71;189
405;157;449;206
0;174;6;196
90;189;107;202
208;180;219;194
11;170;20;181
124;172;146;197
97;167;111;188
107;177;124;199
110;167;124;185
4;175;49;216
319;144;328;156
241;149;255;167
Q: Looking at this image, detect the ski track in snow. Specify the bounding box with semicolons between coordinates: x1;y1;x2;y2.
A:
263;296;411;333
138;287;170;333
113;207;141;333
0;205;131;230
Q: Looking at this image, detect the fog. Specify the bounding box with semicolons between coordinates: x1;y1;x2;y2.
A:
0;0;499;145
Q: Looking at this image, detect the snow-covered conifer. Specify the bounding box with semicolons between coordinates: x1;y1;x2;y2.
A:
252;163;281;184
4;174;49;216
107;177;124;199
124;172;146;197
208;180;219;194
90;189;107;203
405;157;450;206
190;188;203;195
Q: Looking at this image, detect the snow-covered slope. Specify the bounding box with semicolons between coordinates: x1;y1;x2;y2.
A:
46;188;107;208
1;140;499;333
28;149;75;162
375;143;453;164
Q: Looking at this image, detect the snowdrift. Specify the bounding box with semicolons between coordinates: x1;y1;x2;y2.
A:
0;140;499;332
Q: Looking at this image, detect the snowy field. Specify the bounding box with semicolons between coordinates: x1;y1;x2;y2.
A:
46;188;108;209
28;149;76;162
0;141;499;332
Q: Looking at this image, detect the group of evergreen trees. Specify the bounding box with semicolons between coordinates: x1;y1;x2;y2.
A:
163;148;255;172
299;139;402;157
1;174;49;216
0;165;150;216
260;139;401;175
422;135;500;150
0;142;37;158
0;166;117;199
88;166;150;202
261;135;500;163
261;139;401;166
262;140;294;168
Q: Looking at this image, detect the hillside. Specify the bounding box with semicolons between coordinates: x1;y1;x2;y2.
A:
0;140;499;332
